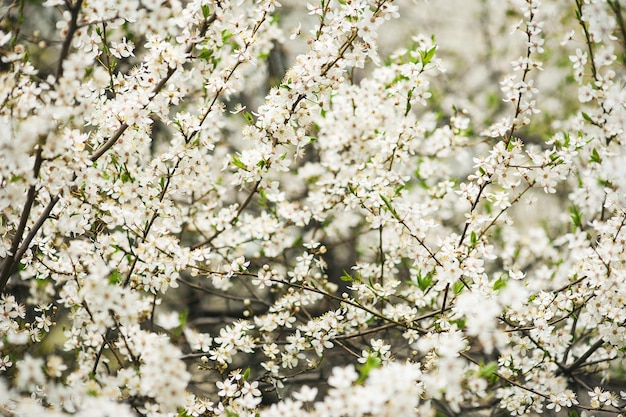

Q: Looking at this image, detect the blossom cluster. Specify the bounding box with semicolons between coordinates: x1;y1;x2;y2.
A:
1;0;626;416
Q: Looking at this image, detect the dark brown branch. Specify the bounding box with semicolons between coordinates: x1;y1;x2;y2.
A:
562;338;605;375
0;144;45;292
56;0;84;79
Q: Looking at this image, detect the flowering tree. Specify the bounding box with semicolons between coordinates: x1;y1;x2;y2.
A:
1;0;626;415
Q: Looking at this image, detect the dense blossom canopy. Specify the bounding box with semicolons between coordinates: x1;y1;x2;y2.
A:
1;0;626;416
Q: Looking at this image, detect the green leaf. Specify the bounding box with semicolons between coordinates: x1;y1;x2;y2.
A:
452;317;466;329
258;188;267;206
562;132;571;147
120;169;132;183
340;270;361;283
201;4;211;18
386;73;409;88
356;353;381;384
581;112;593;122
416;272;433;291
453;280;465;294
493;276;507;291
222;29;233;43
379;194;399;219
589;147;602;163
421;46;437;66
478;361;498;378
243;111;254;124
109;269;122;285
231;154;247;170
243;367;251;381
340;272;353;282
405;88;413;115
178;309;188;328
198;48;214;62
569;204;583;230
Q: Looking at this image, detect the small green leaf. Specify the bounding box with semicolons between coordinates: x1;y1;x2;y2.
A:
120;170;132;183
356;353;381;384
562;133;571;147
379;194;392;210
478;361;498;378
198;48;214;62
340;270;361;283
452;317;466;329
581;112;592;122
109;269;122;284
589;147;602;163
201;4;211;18
340;272;353;282
243;367;251;381
493;276;507;291
231;154;247;170
379;194;399;219
569;205;583;230
222;29;233;43
258;188;267;205
178;309;188;328
405;88;413;115
243;111;254;124
421;46;437;66
416;272;433;291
